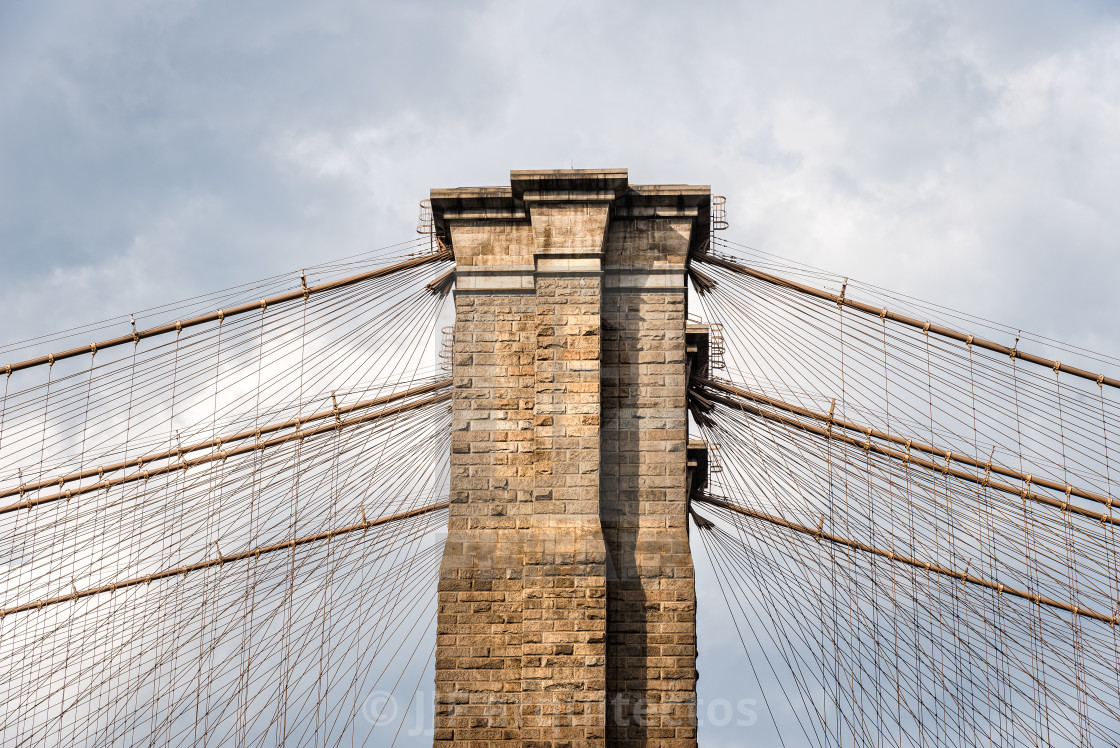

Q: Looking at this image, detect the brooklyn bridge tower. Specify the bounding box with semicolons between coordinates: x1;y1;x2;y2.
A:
431;169;709;746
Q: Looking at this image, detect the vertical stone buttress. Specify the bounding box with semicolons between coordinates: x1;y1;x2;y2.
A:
433;170;709;747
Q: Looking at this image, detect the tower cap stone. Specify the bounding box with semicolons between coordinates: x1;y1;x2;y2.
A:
430;168;712;257
510;168;629;201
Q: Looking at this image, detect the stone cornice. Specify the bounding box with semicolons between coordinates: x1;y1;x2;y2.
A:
430;168;711;258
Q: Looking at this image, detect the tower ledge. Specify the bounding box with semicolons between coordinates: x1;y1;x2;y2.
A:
431;168;711;258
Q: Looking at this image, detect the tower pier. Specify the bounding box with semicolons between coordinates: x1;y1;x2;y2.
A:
432;169;708;747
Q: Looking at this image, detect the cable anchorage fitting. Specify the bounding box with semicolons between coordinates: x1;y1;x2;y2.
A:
836;278;848;309
815;514;824;542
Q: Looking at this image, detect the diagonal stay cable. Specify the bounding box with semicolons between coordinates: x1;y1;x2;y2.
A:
1;249;453;376
694;373;1115;509
691;497;1118;627
0;500;449;619
693;252;1120;391
0;379;451;503
0;383;451;514
694;379;1120;526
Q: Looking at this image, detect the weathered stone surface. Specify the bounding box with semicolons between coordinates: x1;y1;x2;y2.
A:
433;169;707;747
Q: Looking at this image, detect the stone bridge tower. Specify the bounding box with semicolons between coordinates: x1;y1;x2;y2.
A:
431;169;708;747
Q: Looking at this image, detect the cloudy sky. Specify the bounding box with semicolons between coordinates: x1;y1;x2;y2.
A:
3;0;1120;743
4;0;1120;349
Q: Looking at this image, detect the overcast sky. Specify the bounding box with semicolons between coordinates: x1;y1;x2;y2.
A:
4;0;1120;348
3;1;1120;744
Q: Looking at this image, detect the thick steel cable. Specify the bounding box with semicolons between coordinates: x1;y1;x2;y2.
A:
695;377;1120;516
0;267;445;490
0;388;450;519
695;494;1119;626
0;395;453;609
0;501;448;618
0;236;431;362
3;528;441;743
1;249;452;376
691;243;1120;746
695;505;1115;747
0;263;445;472
0;379;450;505
694;251;1120;390
702;388;1120;628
